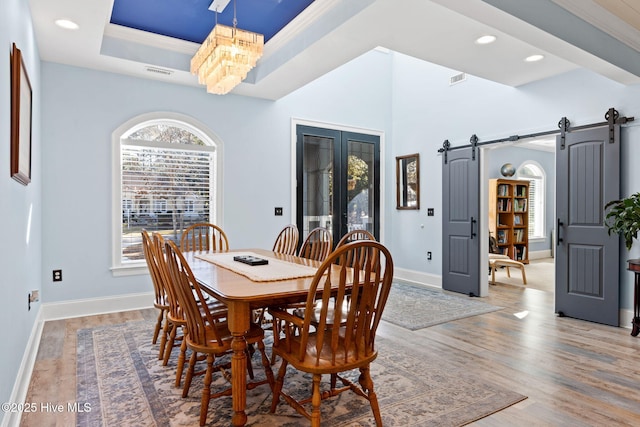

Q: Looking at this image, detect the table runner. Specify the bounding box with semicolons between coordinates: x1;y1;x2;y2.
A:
195;251;318;282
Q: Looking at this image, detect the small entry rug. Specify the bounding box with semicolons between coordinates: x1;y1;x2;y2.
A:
382;282;503;330
76;320;525;426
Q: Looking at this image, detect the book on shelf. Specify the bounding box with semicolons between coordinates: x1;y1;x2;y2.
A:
498;184;510;196
514;199;527;212
514;229;525;242
498;199;512;212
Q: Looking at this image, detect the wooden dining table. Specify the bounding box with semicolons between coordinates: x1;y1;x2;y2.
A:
183;248;325;427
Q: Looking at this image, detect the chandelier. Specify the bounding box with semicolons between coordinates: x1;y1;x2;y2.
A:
191;0;264;95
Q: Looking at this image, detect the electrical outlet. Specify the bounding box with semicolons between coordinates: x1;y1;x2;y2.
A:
427;208;434;216
274;207;283;216
427;251;432;260
53;269;62;282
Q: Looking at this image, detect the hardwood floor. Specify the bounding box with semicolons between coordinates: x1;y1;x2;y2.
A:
21;279;640;426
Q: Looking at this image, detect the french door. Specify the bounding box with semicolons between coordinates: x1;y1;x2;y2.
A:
296;125;380;248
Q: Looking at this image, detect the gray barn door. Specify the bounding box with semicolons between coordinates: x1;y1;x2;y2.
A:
442;147;480;295
555;126;620;326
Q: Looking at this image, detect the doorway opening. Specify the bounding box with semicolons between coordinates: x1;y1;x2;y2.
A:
481;136;556;294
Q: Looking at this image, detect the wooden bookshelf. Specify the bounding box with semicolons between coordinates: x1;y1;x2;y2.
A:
488;178;529;264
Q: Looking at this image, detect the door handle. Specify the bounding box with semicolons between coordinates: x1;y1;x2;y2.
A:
470;217;477;239
557;218;564;246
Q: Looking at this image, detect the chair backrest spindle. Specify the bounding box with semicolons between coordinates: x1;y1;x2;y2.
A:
299;227;332;262
180;223;229;252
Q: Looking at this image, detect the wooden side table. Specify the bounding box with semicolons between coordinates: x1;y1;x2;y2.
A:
628;259;640;337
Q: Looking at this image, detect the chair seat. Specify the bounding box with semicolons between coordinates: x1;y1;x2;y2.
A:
273;330;377;374
188;321;265;354
489;257;527;284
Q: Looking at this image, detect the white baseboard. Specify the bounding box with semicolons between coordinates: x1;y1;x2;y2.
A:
1;310;44;427
394;268;442;288
620;308;633;330
41;292;154;321
529;249;552;260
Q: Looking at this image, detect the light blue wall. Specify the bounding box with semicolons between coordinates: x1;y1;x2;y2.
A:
40;49;393;303
488;146;555;253
390;51;640;309
1;0;42;406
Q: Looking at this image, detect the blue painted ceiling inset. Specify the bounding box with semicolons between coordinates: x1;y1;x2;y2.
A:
110;0;315;44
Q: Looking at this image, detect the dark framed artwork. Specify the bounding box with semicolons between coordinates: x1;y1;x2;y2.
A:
10;43;32;186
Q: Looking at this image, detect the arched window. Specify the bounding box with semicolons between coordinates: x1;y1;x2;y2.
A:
112;113;221;274
517;162;545;240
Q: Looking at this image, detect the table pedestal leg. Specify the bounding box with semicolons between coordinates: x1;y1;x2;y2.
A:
231;333;248;426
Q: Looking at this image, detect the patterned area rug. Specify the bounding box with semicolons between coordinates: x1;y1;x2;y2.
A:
76;320;525;426
382;282;503;330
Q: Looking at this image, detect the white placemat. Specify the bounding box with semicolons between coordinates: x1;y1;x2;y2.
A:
195;252;318;282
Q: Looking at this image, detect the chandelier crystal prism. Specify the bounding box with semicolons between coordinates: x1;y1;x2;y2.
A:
190;1;264;95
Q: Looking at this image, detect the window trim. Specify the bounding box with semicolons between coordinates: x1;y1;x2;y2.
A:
517;161;546;240
111;112;224;276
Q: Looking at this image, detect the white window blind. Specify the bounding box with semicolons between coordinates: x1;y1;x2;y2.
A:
119;138;215;265
518;163;545;239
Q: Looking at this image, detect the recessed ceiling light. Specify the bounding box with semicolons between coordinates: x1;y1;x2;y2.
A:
475;35;497;45
525;54;544;62
55;19;79;30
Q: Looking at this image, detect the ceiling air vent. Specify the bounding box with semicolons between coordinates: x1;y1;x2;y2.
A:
449;72;466;86
145;66;173;76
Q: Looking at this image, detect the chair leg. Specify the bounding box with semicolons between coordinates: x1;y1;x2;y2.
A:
176;336;188;388
270;359;288;413
183;351;197;398
158;318;171;361
359;366;382;426
270;321;281;365
256;340;275;391
163;323;177;366
152;308;164;345
199;354;214;427
245;347;255;379
506;266;511;278
310;373;322;427
521;267;527;284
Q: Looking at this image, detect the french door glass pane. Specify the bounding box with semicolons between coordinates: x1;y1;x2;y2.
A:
301;135;334;240
347;140;375;234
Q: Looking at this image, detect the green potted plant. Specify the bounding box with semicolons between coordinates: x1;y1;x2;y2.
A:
605;192;640;336
604;192;640;253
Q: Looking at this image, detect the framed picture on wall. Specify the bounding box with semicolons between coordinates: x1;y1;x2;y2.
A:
10;43;32;186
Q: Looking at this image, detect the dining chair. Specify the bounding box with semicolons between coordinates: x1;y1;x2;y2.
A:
268;226;332;364
254;224;301;327
290;229;378;325
272;224;299;256
180;223;229;252
140;229;169;359
298;227;332;262
164;240;274;427
269;240;394;427
150;232;228;392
